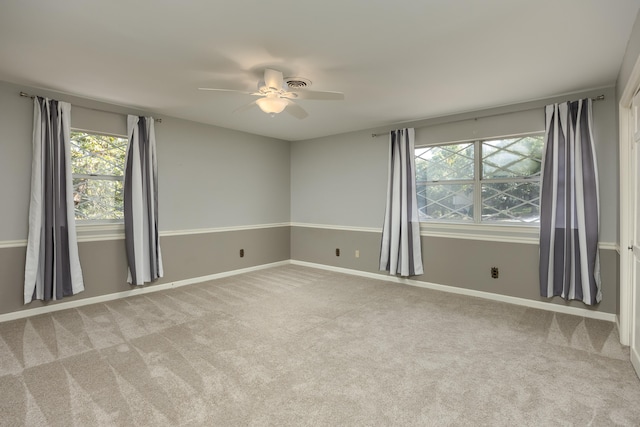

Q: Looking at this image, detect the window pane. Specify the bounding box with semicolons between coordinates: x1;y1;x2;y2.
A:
415;143;474;181
73;178;124;220
482;136;543;179
481;181;540;223
417;183;474;221
70;132;127;176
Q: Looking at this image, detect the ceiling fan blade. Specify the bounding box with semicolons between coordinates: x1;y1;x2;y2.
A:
198;87;259;96
287;90;345;101
233;100;258;113
264;69;284;91
284;100;308;119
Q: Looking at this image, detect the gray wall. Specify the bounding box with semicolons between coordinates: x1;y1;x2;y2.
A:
290;130;388;228
290;87;620;314
291;87;618;243
0;80;291;316
158;118;290;231
618;8;640;100
0;80;291;241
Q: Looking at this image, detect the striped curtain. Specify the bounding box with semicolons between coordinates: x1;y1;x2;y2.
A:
379;128;424;277
539;99;601;305
24;97;84;303
124;115;163;285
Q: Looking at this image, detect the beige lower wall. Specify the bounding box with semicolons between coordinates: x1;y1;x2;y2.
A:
0;225;618;317
290;226;619;315
0;226;290;316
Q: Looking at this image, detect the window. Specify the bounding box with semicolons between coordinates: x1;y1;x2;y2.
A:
415;134;544;224
70;131;128;222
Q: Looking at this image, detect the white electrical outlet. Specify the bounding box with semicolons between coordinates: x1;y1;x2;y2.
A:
355;250;360;258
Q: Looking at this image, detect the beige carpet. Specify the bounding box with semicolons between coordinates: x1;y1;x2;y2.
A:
0;265;638;426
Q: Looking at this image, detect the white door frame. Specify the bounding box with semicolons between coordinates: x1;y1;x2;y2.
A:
620;97;632;346
619;54;640;346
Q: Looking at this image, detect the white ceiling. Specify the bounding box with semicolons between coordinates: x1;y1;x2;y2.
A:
1;0;639;141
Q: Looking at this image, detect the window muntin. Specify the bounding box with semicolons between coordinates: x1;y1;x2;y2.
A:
415;143;474;181
418;183;474;221
481;181;540;223
482;136;543;179
70;131;127;222
415;143;475;222
416;134;544;225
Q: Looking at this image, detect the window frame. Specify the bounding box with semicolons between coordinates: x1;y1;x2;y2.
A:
70;128;128;226
415;131;544;228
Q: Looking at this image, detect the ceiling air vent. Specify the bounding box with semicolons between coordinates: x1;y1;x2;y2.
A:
285;77;311;89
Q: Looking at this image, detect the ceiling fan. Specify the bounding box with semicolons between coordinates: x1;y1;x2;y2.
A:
198;68;344;119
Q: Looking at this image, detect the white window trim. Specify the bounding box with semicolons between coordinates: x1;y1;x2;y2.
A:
75;222;125;241
419;221;539;244
71;127;127;139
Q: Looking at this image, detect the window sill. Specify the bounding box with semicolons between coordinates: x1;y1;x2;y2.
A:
419;222;539;244
75;222;124;242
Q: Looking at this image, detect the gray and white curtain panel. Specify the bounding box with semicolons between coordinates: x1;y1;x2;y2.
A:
124;115;163;285
539;98;601;305
380;128;424;277
24;97;84;303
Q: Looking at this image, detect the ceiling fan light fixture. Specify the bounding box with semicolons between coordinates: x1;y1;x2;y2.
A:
256;95;288;115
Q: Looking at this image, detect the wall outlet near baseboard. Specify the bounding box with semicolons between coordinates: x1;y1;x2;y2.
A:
240;249;245;258
336;248;340;256
491;267;499;279
355;249;360;258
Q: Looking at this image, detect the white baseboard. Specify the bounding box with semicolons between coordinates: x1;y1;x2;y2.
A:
0;261;290;323
2;258;616;324
290;260;617;323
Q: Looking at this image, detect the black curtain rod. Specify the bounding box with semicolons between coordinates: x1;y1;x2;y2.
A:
19;91;162;123
371;94;605;138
